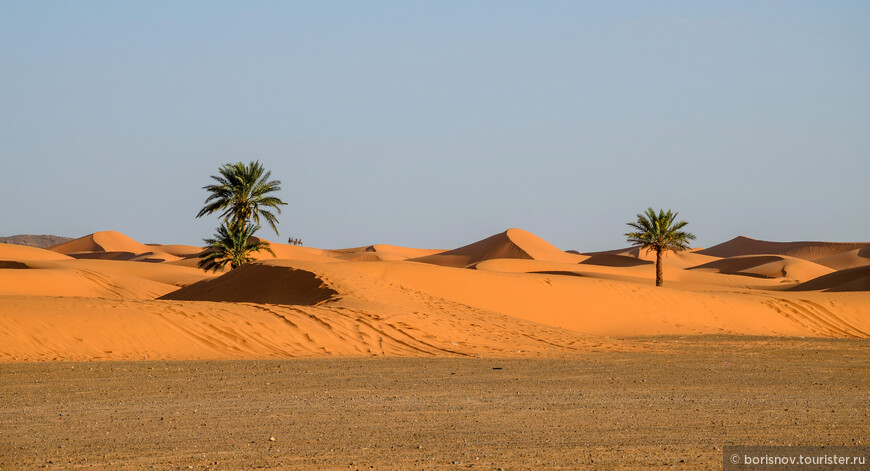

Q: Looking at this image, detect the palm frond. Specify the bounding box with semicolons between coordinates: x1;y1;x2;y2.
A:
195;161;288;236
197;222;276;272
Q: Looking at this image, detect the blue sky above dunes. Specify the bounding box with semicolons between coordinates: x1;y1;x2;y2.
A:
1;1;868;251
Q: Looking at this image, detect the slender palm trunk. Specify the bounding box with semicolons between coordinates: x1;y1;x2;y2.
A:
655;247;663;287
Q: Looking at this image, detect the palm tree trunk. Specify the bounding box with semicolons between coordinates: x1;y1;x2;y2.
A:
655;247;663;287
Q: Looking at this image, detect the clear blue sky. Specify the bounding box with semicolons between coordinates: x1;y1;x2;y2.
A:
1;1;868;251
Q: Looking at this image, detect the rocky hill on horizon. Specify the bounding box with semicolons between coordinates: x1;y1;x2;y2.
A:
0;234;74;249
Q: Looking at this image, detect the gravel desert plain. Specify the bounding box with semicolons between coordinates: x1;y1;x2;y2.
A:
1;229;868;469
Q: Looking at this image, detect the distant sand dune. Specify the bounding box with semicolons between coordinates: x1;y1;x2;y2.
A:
326;244;445;262
49;231;193;263
580;253;653;267
0;243;72;261
50;230;153;254
814;247;870;271
411;228;584;268
790;265;870;292
688;254;833;281
1;228;869;362
698;236;869;260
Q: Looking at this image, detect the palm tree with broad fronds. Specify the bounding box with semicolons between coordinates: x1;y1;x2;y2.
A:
198;222;276;272
625;208;696;287
196;161;287;235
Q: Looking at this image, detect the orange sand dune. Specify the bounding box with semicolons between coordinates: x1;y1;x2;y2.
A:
619;247;721;269
47;231;192;263
0;262;176;299
253;239;344;263
411;228;584;268
0;293;616;362
688;255;833;282
0;256;212;298
791;265;870;292
474;257;790;291
0;243;72;261
580;253;652;267
144;244;203;258
357;260;870;337
49;230;154;255
162;259;870;339
814;247;870;270
2;228;869;362
698;236;869;260
326;244;445;262
131;252;183;263
370;244;444;259
50;259;214;287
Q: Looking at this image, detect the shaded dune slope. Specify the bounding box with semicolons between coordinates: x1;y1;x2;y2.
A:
790;265;870;292
580;253;653;268
161;263;338;305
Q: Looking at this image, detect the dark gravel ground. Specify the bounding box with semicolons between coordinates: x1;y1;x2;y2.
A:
1;336;867;470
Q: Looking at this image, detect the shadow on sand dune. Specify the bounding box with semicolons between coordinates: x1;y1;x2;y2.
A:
160;264;338;305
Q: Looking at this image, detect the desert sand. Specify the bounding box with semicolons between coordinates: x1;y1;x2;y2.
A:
1;229;868;469
1;228;869;361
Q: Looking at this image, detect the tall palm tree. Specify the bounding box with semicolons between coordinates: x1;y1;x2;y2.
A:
198;223;276;272
196;161;287;235
625;208;696;287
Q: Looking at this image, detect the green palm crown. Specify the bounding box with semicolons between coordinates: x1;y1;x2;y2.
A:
198;223;276;273
196;160;287;235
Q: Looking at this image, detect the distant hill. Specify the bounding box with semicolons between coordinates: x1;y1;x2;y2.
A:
697;236;870;260
0;234;74;249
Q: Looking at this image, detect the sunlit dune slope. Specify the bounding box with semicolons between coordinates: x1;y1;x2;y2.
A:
50;230;153;255
0;290;618;362
814;247;870;270
473;257;792;291
0;256;213;298
144;244;202;258
0;243;73;261
0;262;175;299
49;231;193;262
324;244;445;262
250;239;343;263
411;228;584;268
160;258;870;339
